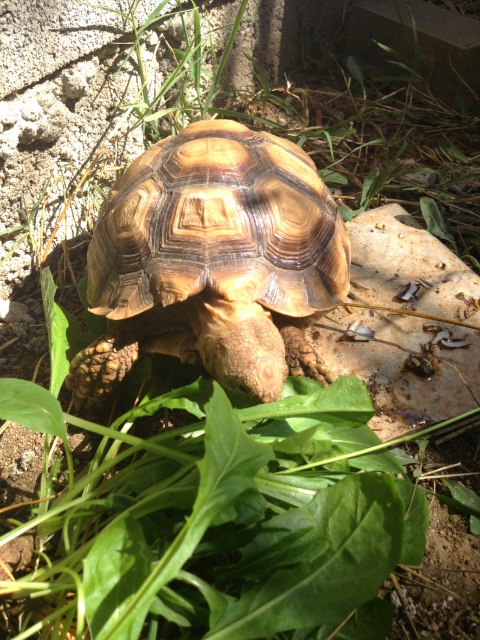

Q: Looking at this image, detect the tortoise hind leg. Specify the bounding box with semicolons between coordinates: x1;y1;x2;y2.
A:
278;324;333;386
65;332;139;410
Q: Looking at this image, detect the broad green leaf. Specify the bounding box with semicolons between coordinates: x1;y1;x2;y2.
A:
256;471;335;507
272;425;329;456
437;138;470;164
339;205;362;222
0;378;67;441
196;521;262;565
194;384;274;525
281;376;328;397
150;586;198;627
96;382;274;640
113;377;209;427
230;487;268;525
178;570;232;630
346;55;366;99
394;480;429;564
239;376;374;428
225;472;404;582
120;458;184;496
221;485;338;580
443;479;480;535
83;517;152;639
206;473;404;639
420;197;455;243
41;267;81;397
266;422;401;474
316;597;394;639
319;169;348;185
325;424;405;474
391;447;415;466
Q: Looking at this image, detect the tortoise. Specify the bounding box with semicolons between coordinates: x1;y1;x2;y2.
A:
66;119;350;408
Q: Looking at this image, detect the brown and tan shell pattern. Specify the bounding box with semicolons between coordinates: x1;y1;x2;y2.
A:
87;119;350;321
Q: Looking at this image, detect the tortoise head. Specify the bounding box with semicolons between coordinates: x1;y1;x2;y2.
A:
193;297;288;403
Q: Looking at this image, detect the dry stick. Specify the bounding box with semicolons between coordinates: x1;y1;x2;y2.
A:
390;573;421;640
0;337;19;352
399;566;460;599
61;239;78;288
340;302;480;331
0;492;59;515
41;148;106;263
435;423;480;445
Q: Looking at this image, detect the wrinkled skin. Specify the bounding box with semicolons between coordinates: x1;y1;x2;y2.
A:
66;294;329;409
192;298;289;403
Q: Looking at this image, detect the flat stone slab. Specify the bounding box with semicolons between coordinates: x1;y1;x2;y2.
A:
308;204;480;440
345;0;480;107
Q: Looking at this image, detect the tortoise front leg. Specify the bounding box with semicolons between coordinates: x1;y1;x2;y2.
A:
278;325;333;386
65;332;139;410
140;331;200;365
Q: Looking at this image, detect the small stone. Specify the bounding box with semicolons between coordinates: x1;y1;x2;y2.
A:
18;121;38;144
404;170;438;186
0;300;34;324
0;101;19;125
146;30;159;47
36;99;70;143
0;124;20;158
60;60;98;99
20;97;43;122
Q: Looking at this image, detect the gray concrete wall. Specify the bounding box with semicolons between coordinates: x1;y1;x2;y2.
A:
0;1;177;100
1;0;343;100
0;0;342;296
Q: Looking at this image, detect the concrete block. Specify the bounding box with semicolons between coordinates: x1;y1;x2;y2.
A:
0;0;342;101
0;1;177;100
345;0;480;107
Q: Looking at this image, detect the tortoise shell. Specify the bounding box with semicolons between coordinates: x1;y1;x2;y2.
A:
87;119;350;321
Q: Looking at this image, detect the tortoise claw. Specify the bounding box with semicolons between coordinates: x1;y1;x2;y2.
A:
279;325;332;386
65;333;139;409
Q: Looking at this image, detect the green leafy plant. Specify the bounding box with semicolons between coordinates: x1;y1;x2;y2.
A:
3;347;479;639
10;284;480;638
419;196;455;244
0;280;434;639
82;0;257;138
0;174;52;268
1;371;427;640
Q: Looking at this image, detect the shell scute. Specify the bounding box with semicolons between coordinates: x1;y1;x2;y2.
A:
261;141;325;197
161;137;258;187
87;120;350;320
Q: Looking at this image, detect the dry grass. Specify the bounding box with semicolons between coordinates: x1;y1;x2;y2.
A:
428;0;480;17
258;69;480;272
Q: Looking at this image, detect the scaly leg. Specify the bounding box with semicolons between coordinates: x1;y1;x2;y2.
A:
279;325;333;386
66;332;139;410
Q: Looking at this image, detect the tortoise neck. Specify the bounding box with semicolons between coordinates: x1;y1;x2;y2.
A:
189;293;271;337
